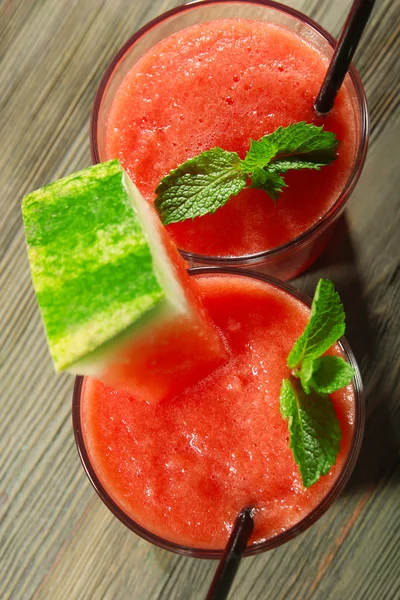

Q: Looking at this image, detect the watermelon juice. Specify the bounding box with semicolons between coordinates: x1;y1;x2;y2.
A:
92;1;368;278
74;271;363;554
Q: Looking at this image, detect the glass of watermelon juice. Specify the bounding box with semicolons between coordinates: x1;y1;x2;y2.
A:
91;0;368;280
72;269;364;557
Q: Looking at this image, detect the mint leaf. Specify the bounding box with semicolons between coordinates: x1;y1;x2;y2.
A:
287;279;345;369
242;122;338;174
241;139;276;174
155;148;246;225
266;121;338;164
297;357;315;394
250;168;287;201
280;377;342;488
300;355;355;394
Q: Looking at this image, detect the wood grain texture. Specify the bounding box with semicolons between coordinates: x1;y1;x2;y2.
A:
0;0;399;598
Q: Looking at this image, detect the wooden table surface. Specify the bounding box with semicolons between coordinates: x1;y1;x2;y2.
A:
1;0;399;598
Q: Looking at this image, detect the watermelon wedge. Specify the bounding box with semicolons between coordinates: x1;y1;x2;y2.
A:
22;160;227;402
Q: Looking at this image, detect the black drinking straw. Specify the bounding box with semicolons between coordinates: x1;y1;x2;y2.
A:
205;508;254;600
314;0;375;115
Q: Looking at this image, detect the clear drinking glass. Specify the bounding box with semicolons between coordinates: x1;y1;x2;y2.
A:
72;268;365;558
91;0;368;280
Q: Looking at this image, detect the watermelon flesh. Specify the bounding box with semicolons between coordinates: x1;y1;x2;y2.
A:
22;160;227;402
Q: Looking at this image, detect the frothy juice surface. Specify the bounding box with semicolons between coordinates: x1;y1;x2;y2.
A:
105;19;357;257
81;275;355;548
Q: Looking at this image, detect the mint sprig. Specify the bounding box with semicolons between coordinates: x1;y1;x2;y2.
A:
155;122;339;224
280;279;355;488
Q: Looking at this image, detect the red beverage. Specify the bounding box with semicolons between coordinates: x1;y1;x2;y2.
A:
76;272;361;552
105;19;355;259
93;3;368;278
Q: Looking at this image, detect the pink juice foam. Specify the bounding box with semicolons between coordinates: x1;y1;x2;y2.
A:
105;19;357;257
81;274;355;548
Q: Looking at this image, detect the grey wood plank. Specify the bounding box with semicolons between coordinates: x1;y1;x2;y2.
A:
0;0;399;598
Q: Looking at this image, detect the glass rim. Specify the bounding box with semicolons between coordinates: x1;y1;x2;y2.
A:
72;267;365;558
90;0;369;266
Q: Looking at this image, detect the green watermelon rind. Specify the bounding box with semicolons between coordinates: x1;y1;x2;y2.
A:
22;160;187;372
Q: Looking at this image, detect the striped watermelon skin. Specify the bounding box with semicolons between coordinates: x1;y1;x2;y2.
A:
22;160;226;401
22;160;167;371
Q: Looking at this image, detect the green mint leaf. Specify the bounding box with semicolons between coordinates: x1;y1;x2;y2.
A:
242;122;338;175
280;377;342;488
241;139;276;174
250;168;287;201
287;279;345;369
154;148;246;225
267;121;338;164
300;355;355;395
297;357;314;394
